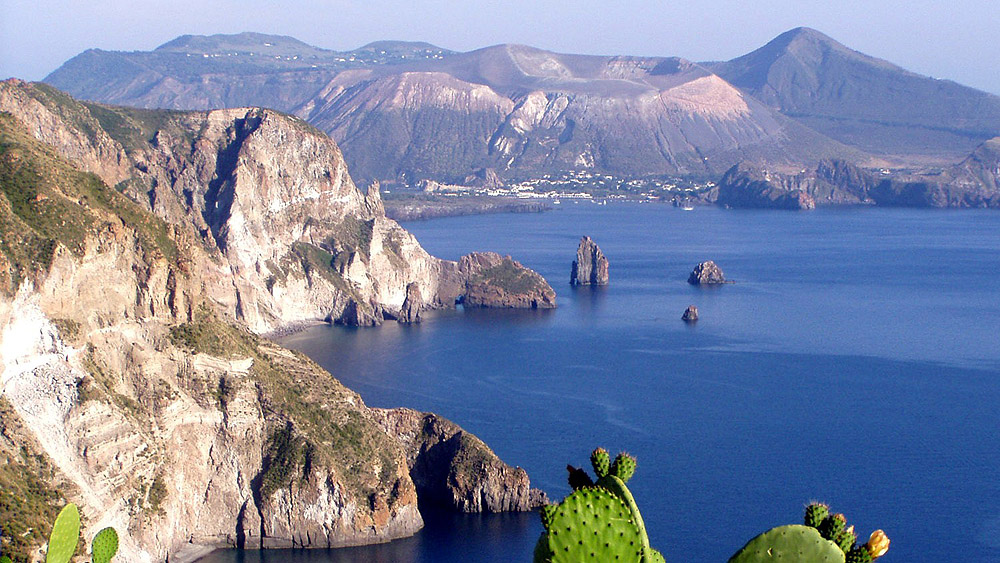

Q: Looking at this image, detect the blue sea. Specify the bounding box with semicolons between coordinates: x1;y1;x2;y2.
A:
202;204;1000;562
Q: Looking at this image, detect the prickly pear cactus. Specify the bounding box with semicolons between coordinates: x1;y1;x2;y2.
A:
728;525;846;563
535;487;644;562
731;504;890;562
805;503;830;528
819;513;847;541
609;453;636;482
45;504;80;563
535;448;664;563
834;527;858;553
846;546;874;563
91;527;119;563
591;448;610;478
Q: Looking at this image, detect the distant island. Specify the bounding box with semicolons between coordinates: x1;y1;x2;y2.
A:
43;28;1000;209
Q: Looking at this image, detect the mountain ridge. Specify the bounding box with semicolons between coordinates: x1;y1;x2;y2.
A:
42;31;869;184
705;26;1000;160
41;29;1000;186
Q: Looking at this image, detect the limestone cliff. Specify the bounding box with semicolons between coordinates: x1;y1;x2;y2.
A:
0;83;547;562
0;79;459;333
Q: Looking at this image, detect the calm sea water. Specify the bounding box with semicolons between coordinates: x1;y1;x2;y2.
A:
202;204;1000;562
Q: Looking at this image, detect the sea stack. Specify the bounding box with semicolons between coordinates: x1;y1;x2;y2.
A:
682;305;699;322
398;282;423;323
570;236;610;285
688;261;726;285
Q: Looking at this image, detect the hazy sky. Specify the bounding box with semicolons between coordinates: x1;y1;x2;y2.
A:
2;0;999;94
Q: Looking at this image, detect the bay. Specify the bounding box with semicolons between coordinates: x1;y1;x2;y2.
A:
201;204;1000;562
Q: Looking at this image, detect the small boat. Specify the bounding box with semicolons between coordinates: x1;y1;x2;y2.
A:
681;205;695;211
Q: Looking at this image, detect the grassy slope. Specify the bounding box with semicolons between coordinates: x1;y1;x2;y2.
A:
0;111;178;294
0;399;67;563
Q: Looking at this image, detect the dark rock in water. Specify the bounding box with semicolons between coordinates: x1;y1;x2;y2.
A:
682;305;699;322
570;236;610;286
688;261;726;285
398;282;423;323
372;408;548;512
716;163;817;210
459;252;557;309
335;298;383;326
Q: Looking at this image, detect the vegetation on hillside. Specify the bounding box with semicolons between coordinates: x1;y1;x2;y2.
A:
0;400;66;562
0;111;179;295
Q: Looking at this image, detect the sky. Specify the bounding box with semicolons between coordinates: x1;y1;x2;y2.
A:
2;0;999;95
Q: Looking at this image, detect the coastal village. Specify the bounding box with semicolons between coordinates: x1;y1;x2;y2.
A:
418;169;717;202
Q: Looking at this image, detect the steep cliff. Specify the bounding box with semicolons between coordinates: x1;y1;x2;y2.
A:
459;252;556;309
716;163;817;210
0;83;546;562
372;408;547;513
0;79;466;333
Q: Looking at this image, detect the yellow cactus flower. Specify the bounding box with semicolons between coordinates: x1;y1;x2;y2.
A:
866;529;890;558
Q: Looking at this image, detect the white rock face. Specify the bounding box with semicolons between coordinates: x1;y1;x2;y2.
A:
0;80;537;562
0;81;460;333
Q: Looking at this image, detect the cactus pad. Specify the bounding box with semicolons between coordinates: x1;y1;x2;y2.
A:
846;546;874;563
805;503;830;529
644;546;666;563
610;453;637;482
591;448;611;478
91;527;119;563
46;504;80;563
728;525;846;563
819;514;847;541
534;487;644;563
834;528;857;554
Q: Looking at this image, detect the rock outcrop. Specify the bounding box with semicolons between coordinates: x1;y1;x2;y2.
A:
0;79;460;334
682;305;699;322
570;236;609;286
688;261;726;285
0;82;545;562
372;408;547;513
459;252;557;309
716;163;817;210
397;282;423;323
717;150;1000;209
